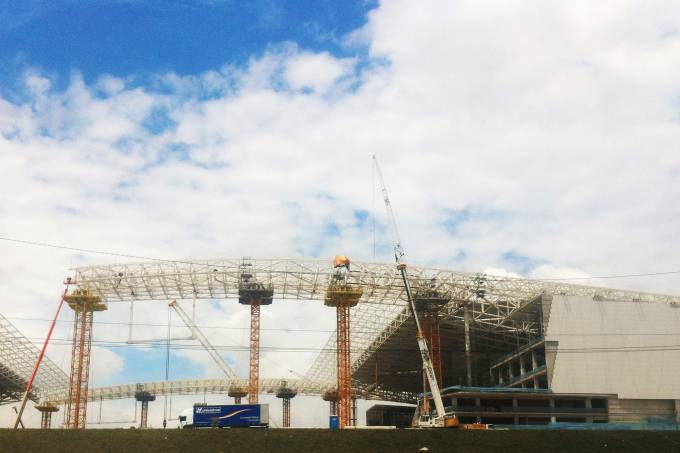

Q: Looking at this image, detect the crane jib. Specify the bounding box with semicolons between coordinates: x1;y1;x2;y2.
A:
372;155;447;421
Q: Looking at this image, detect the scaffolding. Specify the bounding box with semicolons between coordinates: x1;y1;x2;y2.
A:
64;289;106;429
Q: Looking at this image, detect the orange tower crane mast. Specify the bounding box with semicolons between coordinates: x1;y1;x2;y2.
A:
249;302;260;402
414;281;449;413
238;258;274;405
325;255;362;428
64;288;107;429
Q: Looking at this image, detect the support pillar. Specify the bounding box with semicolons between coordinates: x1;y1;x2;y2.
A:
531;350;539;388
276;383;296;428
64;289;107;429
35;403;59;429
585;399;593;423
325;278;362;429
337;302;352;427
323;390;338;416
413;285;449;415
549;399;556;423
238;258;274;405
421;314;442;386
464;306;472;386
228;387;247;405
135;389;156;429
248;301;261;403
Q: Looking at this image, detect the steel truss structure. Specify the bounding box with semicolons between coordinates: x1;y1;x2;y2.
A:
282;397;291;427
335;303;351;426
0;312;68;405
248;302;261;404
70;258;680;404
276;384;296;428
64;290;106;429
43;377;411;405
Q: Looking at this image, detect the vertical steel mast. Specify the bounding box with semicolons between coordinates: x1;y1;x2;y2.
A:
372;155;446;419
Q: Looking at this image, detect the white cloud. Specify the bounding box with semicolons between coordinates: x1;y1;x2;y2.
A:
96;75;126;96
285;51;355;92
24;72;51;96
2;0;680;427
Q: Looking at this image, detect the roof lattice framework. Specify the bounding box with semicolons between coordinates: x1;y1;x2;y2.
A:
0;313;69;404
72;258;680;399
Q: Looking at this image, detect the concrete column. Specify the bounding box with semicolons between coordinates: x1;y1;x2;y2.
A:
549;399;556;423
585;399;593;423
513;399;519;425
135;390;155;429
140;400;149;429
35;403;59;429
276;384;296;428
475;397;481;423
531;350;538;370
228;387;247;405
464;307;472;386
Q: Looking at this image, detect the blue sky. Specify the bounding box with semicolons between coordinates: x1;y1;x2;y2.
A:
0;0;373;94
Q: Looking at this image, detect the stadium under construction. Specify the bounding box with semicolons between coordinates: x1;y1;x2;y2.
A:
3;257;680;430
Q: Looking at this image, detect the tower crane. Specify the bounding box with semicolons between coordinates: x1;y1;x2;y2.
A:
372;155;457;428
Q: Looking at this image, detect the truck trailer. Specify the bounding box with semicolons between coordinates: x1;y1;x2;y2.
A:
179;404;269;428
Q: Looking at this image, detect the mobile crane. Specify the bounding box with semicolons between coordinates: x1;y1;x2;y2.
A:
372;155;458;428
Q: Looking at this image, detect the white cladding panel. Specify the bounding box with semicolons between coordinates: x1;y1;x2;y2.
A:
546;295;680;399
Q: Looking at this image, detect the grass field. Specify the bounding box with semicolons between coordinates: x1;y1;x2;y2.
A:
1;428;680;453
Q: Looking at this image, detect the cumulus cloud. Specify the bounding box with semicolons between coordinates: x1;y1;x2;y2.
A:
2;0;680;427
285;51;355;92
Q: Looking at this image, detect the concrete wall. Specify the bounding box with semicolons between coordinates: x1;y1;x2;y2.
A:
607;399;675;423
545;295;680;399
